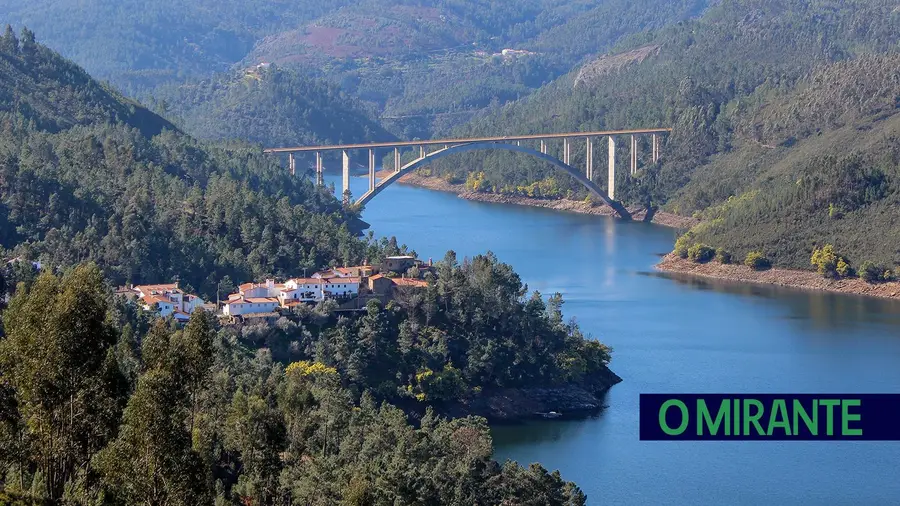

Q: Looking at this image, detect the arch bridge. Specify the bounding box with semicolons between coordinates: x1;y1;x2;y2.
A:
264;128;672;220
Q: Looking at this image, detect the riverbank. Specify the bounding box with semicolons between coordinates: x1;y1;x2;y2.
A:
438;367;623;422
657;253;900;300
379;171;698;229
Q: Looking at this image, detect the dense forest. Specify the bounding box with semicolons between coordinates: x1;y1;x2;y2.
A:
437;0;900;269
156;65;393;147
0;29;616;504
0;29;381;299
0;263;595;504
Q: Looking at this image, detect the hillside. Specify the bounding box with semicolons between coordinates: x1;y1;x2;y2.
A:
158;65;394;147
436;0;900;269
0;30;617;505
0;0;713;138
0;29;371;298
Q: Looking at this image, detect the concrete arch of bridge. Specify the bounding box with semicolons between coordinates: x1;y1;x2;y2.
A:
354;142;631;219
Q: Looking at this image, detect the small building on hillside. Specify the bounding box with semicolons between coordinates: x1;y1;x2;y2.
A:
280;278;323;305
222;297;280;316
323;277;360;299
382;256;418;274
368;274;393;296
133;283;205;320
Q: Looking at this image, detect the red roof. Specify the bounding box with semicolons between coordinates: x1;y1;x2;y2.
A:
323;277;361;284
392;278;428;288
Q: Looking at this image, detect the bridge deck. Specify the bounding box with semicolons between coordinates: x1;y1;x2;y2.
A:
264;128;673;153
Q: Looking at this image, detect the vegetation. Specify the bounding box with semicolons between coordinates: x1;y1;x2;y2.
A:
744;252;771;271
687;244;715;264
0;31;396;300
157;65;394;147
434;0;900;270
0;29;614;504
0;264;592;504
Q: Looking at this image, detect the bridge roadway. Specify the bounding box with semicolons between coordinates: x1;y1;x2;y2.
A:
264;128;673;219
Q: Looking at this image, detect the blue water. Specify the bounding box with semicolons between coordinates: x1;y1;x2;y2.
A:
330;174;900;505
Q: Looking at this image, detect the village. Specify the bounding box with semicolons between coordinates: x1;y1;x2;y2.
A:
116;255;431;323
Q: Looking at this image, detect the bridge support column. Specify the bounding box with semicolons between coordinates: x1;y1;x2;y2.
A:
630;135;638;175
368;149;376;192
652;134;660;163
315;152;323;186
419;146;425;159
540;140;547;154
342;150;350;203
288;153;296;176
563;138;571;165
608;136;616;201
394;147;401;172
585;137;594;181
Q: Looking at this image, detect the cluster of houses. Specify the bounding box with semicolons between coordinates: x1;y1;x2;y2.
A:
118;256;431;321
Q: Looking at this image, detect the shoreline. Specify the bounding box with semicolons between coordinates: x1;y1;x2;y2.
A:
377;171;698;229
656;253;900;300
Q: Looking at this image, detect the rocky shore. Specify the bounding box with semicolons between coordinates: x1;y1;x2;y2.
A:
657;253;900;300
439;367;623;422
383;171;697;229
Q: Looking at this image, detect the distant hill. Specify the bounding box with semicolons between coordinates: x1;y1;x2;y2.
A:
159;65;394;147
432;0;900;269
0;26;173;136
0;0;713;138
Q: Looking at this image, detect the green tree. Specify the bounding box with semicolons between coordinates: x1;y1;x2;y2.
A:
0;264;127;500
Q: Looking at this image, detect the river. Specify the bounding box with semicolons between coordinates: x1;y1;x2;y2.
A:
331;174;900;505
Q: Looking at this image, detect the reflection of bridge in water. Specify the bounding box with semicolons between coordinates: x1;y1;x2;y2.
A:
264;128;672;219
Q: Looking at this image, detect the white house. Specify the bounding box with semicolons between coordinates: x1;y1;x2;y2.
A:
222;297;280;316
238;279;285;299
280;278;324;305
134;283;206;319
322;277;360;299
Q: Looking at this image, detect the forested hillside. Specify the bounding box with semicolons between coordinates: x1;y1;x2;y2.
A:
158;65;393;147
0;29;614;505
0;30;375;299
0;0;713;139
439;0;900;269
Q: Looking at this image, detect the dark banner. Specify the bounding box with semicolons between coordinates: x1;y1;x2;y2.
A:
640;394;900;440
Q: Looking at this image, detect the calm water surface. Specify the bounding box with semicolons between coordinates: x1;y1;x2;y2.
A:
331;175;900;505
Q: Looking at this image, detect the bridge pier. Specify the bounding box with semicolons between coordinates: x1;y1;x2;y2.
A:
368;149;376;192
630;135;638;175
586;137;594;181
394;148;401;172
419;146;425;159
608;136;616;201
315;152;323;185
342;150;350;202
563;138;571;165
652;134;660;163
540;140;547;154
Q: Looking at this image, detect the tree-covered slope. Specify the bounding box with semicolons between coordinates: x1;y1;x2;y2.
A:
0;30;372;298
159;65;394;147
440;0;900;268
0;26;172;137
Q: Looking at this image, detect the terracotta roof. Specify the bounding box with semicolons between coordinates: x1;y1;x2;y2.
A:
244;298;280;304
392;278;428;288
323;277;361;284
135;283;180;294
290;278;320;284
142;295;174;306
369;274;386;281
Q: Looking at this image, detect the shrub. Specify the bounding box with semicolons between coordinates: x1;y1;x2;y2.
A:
860;261;895;284
674;234;692;259
716;249;733;264
835;257;851;277
687;243;716;263
811;244;842;278
745;251;771;271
